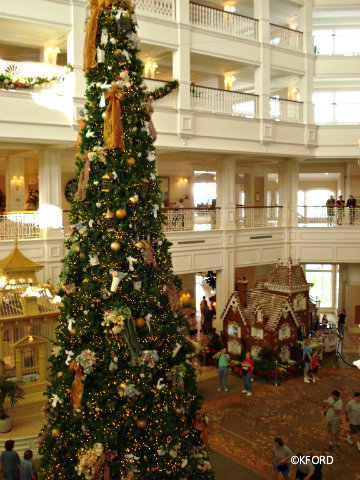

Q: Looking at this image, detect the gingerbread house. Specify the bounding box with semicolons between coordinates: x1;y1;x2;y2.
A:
221;260;315;361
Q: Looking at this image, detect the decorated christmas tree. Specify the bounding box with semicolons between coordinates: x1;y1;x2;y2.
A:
39;1;213;479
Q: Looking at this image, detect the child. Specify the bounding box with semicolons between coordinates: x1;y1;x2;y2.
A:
188;313;198;338
20;450;36;480
310;349;320;382
0;440;20;480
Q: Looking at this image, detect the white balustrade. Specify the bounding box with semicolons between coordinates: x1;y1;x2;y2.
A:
163;208;220;232
236;206;282;228
0;213;40;240
191;85;258;118
144;78;177;108
270;24;303;51
270;97;303;123
133;0;175;19
298;205;360;226
190;2;258;40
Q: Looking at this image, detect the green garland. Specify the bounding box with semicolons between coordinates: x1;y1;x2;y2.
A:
0;65;73;91
146;79;179;102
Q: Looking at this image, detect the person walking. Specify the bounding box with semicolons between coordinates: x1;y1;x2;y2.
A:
20;450;36;480
272;437;292;480
323;390;343;452
188;312;198;339
200;296;208;331
346;195;356;225
338;309;346;337
345;392;360;451
336;195;345;225
0;440;20;480
326;195;335;226
310;349;320;382
241;352;254;396
303;338;312;383
213;348;230;392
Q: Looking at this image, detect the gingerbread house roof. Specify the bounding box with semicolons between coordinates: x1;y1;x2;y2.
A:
266;261;309;293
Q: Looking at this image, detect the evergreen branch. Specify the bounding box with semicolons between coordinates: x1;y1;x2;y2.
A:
145;79;179;102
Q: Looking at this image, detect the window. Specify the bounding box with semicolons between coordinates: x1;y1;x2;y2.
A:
228;323;241;338
313;29;360;56
306;264;333;308
251;327;263;339
279;323;291;340
280;346;290;362
313;91;360;124
251;345;262;360
294;294;306;312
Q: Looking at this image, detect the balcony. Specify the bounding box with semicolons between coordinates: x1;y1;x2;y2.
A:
190;85;259;118
190;3;258;41
270;24;303;52
133;0;175;20
298;206;360;227
236;206;283;228
270;97;303;123
163;207;220;232
0;213;40;240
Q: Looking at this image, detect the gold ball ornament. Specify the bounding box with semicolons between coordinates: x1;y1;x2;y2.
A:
51;428;61;438
70;328;76;336
110;241;121;251
136;419;148;429
129;195;138;205
126;157;136;166
135;317;145;328
115;208;126;219
56;371;63;378
102;112;108;120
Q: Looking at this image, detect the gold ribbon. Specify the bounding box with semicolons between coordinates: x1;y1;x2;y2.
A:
93;450;117;480
103;85;125;150
83;0;115;73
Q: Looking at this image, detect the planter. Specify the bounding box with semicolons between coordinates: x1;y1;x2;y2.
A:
25;202;38;211
0;416;12;433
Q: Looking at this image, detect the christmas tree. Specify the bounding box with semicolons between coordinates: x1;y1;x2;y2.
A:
39;1;213;479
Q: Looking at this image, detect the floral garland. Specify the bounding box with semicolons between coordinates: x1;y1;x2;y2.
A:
145;79;179;102
0;65;73;91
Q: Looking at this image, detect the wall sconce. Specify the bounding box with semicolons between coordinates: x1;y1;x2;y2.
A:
291;88;297;93
179;177;189;184
224;75;236;91
145;61;158;79
290;24;297;30
224;5;236;12
275;178;279;184
44;46;61;66
10;175;24;190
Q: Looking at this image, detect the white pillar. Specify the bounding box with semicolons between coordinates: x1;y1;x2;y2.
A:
38;149;62;236
278;159;299;227
173;0;191;111
6;156;25;211
254;0;271;127
216;158;236;230
344;163;351;200
215;250;235;332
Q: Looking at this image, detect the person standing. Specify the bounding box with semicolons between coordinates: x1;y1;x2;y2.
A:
200;296;208;331
326;195;335;226
310;349;320;382
213;348;230;392
303;338;312;383
188;312;198;339
338;309;346;337
336;195;345;225
323;390;343;452
0;440;20;480
241;352;254;396
346;195;356;225
272;437;292;480
294;453;315;479
345;392;360;451
20;450;36;480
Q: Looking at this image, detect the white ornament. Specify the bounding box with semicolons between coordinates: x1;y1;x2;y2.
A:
96;202;102;207
89;219;94;228
172;343;182;357
97;47;105;63
153;204;160;218
110;271;125;292
89;253;99;266
65;350;74;365
148;151;156;162
100;94;106;108
150;173;156;180
126;256;138;271
156;378;166;390
157;446;166;456
110;38;117;44
86;130;95;138
145;313;152;330
67;318;75;331
100;28;108;45
181;459;188;468
101;81;111;91
51;394;63;408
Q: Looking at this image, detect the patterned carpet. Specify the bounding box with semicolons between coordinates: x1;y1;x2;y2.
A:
200;368;360;480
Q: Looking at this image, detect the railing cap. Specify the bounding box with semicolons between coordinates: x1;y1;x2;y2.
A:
270;22;303;35
190;2;258;22
191;84;259;97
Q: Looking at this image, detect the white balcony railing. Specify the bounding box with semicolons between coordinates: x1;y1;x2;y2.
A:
163;208;220;232
270;24;303;51
144;78;177;108
298;206;360;226
133;0;175;19
190;2;258;40
0;213;40;240
191;85;258;118
270;97;303;123
236;206;283;228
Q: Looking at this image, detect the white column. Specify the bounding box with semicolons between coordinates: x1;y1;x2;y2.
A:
254;0;271;125
216;158;236;230
215;250;235;332
38;149;63;236
6;156;25;211
67;2;87;119
344;163;351;200
278;159;299;227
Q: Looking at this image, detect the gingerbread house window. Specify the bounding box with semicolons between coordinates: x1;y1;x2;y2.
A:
294;294;306;312
279;323;291;340
228;339;241;355
254;306;263;322
251;327;263;339
280;346;290;362
251;345;262;359
228;322;241;338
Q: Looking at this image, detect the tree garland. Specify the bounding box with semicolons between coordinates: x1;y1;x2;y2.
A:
0;65;73;91
146;79;179;102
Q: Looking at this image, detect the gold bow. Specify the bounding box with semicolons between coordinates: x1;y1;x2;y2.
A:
103;85;125;150
93;450;117;480
83;0;115;73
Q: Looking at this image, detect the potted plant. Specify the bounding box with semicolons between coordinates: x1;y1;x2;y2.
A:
25;186;39;210
0;365;24;433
